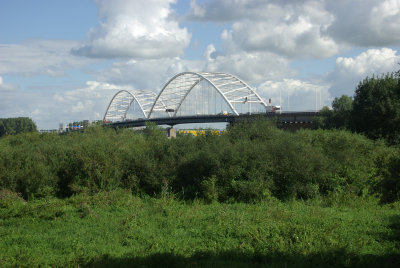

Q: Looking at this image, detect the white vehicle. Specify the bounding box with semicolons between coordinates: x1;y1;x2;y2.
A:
266;105;281;113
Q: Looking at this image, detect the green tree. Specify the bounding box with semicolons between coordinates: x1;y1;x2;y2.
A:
331;95;353;128
0;117;37;137
351;73;400;145
313;95;353;130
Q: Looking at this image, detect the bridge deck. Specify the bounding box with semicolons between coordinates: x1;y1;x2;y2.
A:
108;112;319;128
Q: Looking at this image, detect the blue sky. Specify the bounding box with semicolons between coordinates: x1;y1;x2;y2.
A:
0;0;399;129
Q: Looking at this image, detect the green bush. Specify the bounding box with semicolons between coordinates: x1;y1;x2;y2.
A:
0;120;399;203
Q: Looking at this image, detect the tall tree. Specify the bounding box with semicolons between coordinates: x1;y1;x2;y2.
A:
351;73;400;145
313;95;353;130
0;117;37;137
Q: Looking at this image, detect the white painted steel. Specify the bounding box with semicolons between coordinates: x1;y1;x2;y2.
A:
104;72;268;122
103;90;159;122
148;72;267;118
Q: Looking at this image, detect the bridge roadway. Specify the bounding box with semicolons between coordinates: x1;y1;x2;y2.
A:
108;111;319;128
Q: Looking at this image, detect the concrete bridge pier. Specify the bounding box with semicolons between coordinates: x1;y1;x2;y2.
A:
167;127;176;138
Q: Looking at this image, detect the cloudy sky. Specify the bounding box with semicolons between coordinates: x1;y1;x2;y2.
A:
1;0;399;129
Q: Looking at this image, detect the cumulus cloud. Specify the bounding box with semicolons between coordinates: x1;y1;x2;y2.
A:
204;44;295;84
0;78;125;129
188;0;400;58
187;0;287;22
95;57;203;91
32;81;125;129
90;39;294;95
188;0;339;58
326;0;400;47
73;0;191;59
328;48;400;97
0;40;94;77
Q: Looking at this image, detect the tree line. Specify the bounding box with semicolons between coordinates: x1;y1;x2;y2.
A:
0;117;37;137
314;70;400;145
0;121;399;203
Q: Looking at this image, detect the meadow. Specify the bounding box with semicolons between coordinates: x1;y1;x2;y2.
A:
1;190;399;267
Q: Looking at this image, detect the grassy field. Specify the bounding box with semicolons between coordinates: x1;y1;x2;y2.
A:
1;189;399;267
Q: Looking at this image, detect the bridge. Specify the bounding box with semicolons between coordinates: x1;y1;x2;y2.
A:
103;72;318;131
110;112;318;128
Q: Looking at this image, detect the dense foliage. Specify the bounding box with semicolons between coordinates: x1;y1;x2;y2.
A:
314;72;400;145
0;117;37;137
351;74;400;145
0;121;399;203
313;95;353;130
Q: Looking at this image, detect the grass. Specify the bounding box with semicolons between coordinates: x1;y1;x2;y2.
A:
0;189;400;267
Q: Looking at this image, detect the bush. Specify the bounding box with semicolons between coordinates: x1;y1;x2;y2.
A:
0;120;399;203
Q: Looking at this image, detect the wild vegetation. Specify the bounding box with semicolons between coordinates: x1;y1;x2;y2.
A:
0;120;399;266
314;71;400;146
1;71;400;266
0;120;399;203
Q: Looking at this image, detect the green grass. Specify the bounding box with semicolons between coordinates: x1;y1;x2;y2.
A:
1;190;400;267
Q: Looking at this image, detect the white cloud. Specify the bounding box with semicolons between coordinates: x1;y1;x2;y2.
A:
0;79;124;129
189;0;339;58
189;0;206;17
222;2;338;58
73;0;191;59
203;44;295;85
38;81;125;129
327;0;400;46
188;0;400;59
328;48;400;97
0;40;94;77
95;57;203;91
96;42;295;90
187;0;286;21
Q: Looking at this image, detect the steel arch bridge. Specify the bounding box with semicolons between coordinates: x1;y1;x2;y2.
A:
104;72;268;123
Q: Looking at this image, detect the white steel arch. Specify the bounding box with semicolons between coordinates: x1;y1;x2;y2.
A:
148;72;267;118
103;90;158;122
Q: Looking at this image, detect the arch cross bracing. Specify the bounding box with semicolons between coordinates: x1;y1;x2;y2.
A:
148;72;267;118
103;72;268;123
103;90;161;122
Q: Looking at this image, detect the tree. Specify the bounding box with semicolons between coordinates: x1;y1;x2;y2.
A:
351;73;400;145
313;95;353;130
0;117;37;137
331;95;353;128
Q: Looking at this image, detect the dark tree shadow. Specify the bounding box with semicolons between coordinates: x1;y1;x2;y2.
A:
386;215;400;242
85;248;400;268
69;215;400;268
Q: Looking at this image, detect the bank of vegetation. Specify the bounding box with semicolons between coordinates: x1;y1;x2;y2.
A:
314;70;400;146
0;120;399;204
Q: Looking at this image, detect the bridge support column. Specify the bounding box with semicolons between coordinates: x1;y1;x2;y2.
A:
167;127;176;138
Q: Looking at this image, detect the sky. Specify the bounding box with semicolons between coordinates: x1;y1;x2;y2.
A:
0;0;400;130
